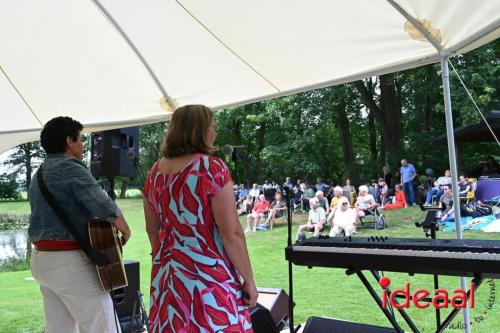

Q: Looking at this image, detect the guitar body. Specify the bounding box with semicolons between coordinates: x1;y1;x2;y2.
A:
88;219;128;291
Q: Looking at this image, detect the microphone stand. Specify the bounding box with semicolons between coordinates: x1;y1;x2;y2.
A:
416;204;445;330
231;149;298;333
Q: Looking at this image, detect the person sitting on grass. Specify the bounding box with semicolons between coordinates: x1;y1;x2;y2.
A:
296;197;326;242
327;186;347;223
264;191;287;229
245;194;269;232
377;179;389;206
381;184;406;210
329;197;357;237
439;184;455;221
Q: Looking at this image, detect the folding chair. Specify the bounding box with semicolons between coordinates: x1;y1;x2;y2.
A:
359;207;387;229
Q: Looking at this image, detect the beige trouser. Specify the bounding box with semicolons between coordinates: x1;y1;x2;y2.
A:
31;249;121;333
329;224;355;237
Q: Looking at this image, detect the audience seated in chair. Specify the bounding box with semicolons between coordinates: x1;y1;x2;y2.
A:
329;197;357;237
295;197;326;242
316;190;330;215
457;175;471;198
264;191;287;229
237;194;253;216
327;186;348;224
355;185;378;226
381;184;406;210
245;194;269;232
424;170;451;206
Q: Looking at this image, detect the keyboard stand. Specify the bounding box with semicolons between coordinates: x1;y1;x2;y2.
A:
351;269;413;333
348;269;483;333
436;275;482;333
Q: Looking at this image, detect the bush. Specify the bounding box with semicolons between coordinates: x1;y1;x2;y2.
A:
0;212;29;231
0;258;30;272
0;173;21;200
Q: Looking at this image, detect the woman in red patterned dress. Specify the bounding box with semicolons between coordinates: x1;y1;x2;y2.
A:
143;105;257;332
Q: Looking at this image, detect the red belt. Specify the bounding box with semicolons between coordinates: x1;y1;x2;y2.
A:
33;240;81;251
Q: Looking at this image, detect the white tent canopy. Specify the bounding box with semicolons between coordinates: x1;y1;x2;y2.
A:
1;0;499;153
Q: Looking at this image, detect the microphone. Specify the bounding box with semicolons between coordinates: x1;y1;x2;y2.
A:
221;145;246;156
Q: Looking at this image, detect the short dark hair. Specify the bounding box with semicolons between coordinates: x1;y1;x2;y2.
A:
40;116;83;154
444;184;452;190
161;105;214;158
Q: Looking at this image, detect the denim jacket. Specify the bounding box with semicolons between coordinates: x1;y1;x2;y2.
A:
28;154;119;243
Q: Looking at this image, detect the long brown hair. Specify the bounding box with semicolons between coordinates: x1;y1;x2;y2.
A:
161;105;214;158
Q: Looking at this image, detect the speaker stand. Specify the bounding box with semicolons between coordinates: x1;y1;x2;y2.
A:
107;176;116;201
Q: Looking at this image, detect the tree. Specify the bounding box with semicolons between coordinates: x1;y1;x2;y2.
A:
2;142;45;192
0;173;21;200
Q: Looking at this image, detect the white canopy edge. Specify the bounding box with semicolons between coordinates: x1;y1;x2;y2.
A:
0;0;499;154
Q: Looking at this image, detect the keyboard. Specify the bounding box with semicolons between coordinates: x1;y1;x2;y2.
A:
286;237;500;278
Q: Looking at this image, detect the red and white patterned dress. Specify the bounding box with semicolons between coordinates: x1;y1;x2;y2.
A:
143;154;253;333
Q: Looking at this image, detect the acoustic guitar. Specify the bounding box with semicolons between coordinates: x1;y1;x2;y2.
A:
88;219;128;291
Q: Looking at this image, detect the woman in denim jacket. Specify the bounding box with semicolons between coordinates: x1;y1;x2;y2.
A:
29;116;131;333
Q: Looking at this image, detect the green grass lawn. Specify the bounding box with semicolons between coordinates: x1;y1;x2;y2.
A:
1;199;499;332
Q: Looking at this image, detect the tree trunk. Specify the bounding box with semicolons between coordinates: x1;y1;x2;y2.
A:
368;110;377;165
355;74;403;168
119;178;128;199
423;66;434;131
333;95;359;184
22;143;33;191
379;133;387;170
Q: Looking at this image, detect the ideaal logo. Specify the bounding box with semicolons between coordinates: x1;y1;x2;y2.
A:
449;279;496;330
379;277;475;309
378;277;496;329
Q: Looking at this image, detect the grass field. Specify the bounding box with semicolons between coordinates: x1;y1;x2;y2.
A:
1;199;499;333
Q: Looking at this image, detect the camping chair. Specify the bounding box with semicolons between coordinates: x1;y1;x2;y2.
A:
460;178;476;204
359;207;387;230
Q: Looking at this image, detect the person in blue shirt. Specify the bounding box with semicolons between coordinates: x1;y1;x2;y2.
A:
400;159;416;205
315;177;328;193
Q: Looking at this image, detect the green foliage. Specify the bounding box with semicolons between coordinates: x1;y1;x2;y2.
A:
0;173;21;201
2;142;45;191
0;258;30;273
213;41;499;185
137;122;168;185
0;212;29;231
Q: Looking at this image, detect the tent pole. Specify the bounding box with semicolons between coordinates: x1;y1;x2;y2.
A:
440;56;471;333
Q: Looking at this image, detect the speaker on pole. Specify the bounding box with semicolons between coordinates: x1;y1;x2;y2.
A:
90;126;139;178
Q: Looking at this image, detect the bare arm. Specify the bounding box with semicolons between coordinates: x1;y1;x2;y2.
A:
143;197;160;252
212;182;258;307
114;215;131;245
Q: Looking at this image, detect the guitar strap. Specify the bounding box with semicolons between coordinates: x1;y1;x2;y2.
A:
36;164;110;266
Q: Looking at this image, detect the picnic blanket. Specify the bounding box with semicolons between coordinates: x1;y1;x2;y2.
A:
439;215;499;232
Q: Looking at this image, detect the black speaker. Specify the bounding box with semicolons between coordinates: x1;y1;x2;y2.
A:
111;260;147;332
250;304;279;333
90;126;139;178
254;287;290;329
303;316;398;333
